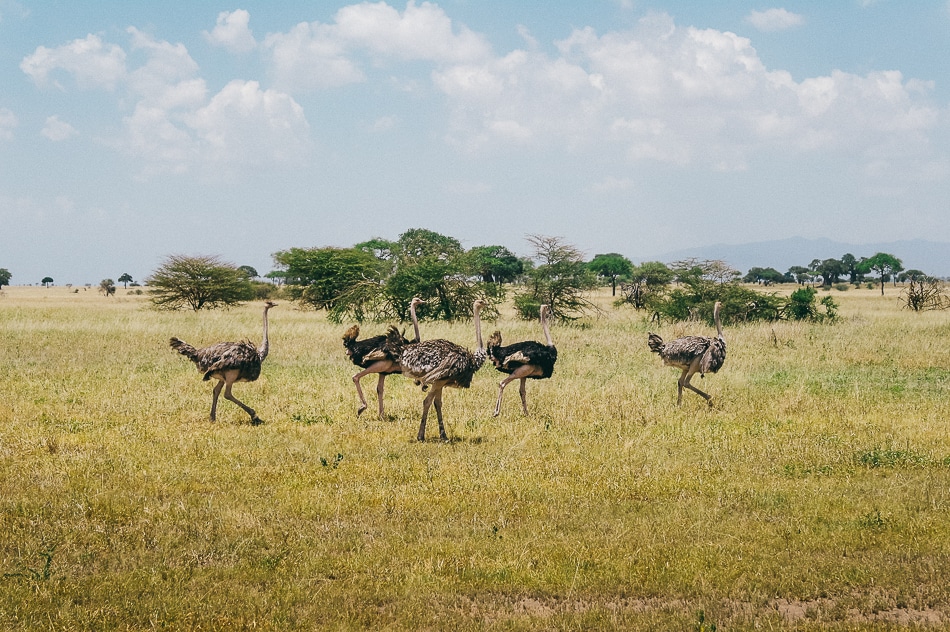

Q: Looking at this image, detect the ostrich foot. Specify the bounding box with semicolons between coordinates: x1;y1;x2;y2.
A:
356;404;367;417
250;416;264;426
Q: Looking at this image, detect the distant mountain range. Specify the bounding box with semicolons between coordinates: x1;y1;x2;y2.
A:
641;237;950;278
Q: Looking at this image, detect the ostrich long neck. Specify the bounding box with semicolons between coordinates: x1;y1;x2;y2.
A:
410;300;421;343
259;305;272;361
474;303;484;351
713;303;723;340
541;306;553;347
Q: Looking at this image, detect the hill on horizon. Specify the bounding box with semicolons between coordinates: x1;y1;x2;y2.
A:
640;237;950;278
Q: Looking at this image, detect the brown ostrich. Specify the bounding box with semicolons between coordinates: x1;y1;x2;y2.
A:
487;304;557;416
342;296;424;420
392;299;487;441
169;301;276;424
647;301;726;406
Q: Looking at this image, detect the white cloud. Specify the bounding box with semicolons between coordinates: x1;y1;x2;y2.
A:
187;80;311;167
20;33;127;89
332;1;491;63
21;29;310;175
0;108;17;140
264;21;364;90
745;8;805;32
263;0;491;92
204;9;257;53
432;12;941;172
41;115;77;141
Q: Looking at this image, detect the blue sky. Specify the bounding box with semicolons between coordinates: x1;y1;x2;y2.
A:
2;1;949;285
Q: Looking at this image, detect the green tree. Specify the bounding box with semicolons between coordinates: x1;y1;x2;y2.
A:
237;265;259;279
787;266;811;285
0;268;11;288
620;261;673;309
588;253;633;296
466;245;523;283
813;258;844;287
515;234;597;321
784;286;838;322
743;267;788;285
840;253;859;284
384;228;494;322
273;247;380;311
41;276;53;287
146;255;253;311
117;272;133;288
858;252;903;295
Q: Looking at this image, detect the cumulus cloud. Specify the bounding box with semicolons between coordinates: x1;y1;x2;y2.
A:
0;108;16;140
204;9;257;53
263;0;491;91
20;34;127;89
745;8;805;32
22;28;308;175
41;115;77;141
431;12;941;172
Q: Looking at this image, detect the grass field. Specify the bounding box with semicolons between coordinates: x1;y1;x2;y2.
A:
2;284;950;630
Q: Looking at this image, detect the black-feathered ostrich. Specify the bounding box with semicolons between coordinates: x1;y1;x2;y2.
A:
169;301;277;425
391;299;487;441
647;301;726;406
487;303;557;416
342;296;425;420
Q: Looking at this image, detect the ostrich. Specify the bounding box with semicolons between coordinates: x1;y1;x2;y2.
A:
169;301;277;425
342;296;425;420
647;301;726;406
393;299;487;441
487;304;557;417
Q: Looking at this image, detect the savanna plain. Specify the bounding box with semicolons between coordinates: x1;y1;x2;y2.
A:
2;285;950;630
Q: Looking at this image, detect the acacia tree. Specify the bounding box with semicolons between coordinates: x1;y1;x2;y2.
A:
588;253;633;296
620;261;673;309
146;255;253;311
99;279;116;296
515;234;597;321
859;252;903;295
0;268;11;288
118;273;133;288
466;245;523;283
41;277;53;287
273;247;379;311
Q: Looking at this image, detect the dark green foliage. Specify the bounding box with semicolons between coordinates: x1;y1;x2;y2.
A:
784;287;838;322
41;276;53;287
0;267;12;288
315;229;499;323
237;265;259;279
273;246;380;310
858;252;903;295
619;261;673;309
742;266;789;284
588;253;633;296
117;273;133;288
515;234;597;321
146;254;253;311
466;245;523;283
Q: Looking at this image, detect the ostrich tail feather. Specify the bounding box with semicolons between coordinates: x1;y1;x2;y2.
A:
169;337;200;362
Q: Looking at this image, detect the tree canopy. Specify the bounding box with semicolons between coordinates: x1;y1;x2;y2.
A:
146;255;253;311
118;273;133;288
273;246;380;311
0;268;11;288
859;252;903;295
588;253;633;296
515;234;597;321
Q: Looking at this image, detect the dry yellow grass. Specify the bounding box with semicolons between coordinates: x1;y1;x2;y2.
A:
2;284;950;630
